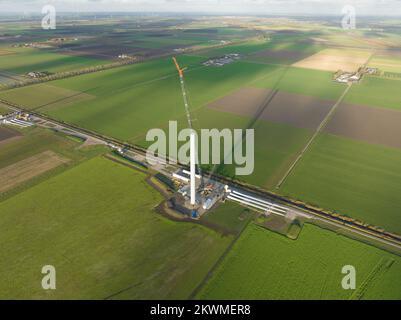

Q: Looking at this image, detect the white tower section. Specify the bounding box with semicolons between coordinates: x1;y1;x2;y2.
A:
173;57;200;207
190;132;196;205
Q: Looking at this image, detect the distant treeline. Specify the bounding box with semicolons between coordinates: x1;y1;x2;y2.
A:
383;71;401;79
0;57;140;91
0;36;261;92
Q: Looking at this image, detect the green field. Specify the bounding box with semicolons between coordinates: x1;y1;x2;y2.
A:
254;66;344;100
0;126;102;170
0;56;332;191
0;48;108;74
245;41;325;65
195;39;275;57
281;134;401;234
345;76;401;110
369;55;401;73
149;106;313;188
198;223;401;300
0;102;10;115
0;55;203;109
2;14;401;302
195;108;312;188
0;57;281;142
0;126;107;200
0;83;95;111
202;201;254;234
196;31;325;60
0;156;232;299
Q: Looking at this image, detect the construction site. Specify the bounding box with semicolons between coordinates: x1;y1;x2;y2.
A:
161;56;290;220
0;111;34;128
170;167;288;219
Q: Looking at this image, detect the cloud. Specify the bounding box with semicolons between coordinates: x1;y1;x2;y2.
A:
0;0;400;15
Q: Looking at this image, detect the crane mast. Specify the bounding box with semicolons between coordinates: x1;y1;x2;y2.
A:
173;57;193;129
172;57;202;205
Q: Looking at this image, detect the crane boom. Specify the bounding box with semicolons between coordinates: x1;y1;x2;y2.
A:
173;57;192;129
172;57;203;205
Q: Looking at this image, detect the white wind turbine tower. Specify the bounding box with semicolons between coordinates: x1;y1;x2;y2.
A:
172;57;200;206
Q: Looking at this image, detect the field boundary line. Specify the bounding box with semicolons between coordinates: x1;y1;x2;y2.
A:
204;64;291;184
349;257;392;300
275;83;352;189
188;217;254;300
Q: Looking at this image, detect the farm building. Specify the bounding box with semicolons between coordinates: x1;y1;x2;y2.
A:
333;70;362;83
203;54;241;67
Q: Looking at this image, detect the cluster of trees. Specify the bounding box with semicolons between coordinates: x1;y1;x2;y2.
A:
0;57;140;91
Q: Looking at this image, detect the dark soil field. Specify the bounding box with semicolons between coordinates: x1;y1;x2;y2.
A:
259;91;333;129
325;103;401;150
209;88;333;129
0;127;21;144
208;87;273;116
250;49;311;64
57;43;166;59
0;150;69;193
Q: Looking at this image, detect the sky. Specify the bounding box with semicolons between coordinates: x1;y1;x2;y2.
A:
0;0;400;15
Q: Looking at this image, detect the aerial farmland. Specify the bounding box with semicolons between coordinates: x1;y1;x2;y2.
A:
0;1;401;306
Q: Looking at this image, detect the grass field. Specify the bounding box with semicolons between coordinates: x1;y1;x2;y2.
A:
202;201;255;234
0;126;107;200
0;48;108;74
1;16;401;301
0;156;232;299
0;49;14;56
0;83;95;110
280;134;401;234
0;54;341;146
158;107;313;188
210;116;313;188
0;56;321;191
197;223;401;300
253;66;344;100
344;76;401;110
0;57;280;142
0;102;10;115
369;55;401;73
0;150;69;193
196;32;325;60
195;39;275;57
0;127;93;169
